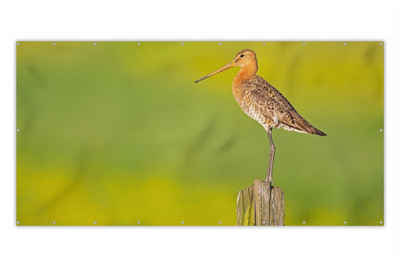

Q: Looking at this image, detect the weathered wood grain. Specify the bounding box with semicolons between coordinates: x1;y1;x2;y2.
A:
236;179;285;226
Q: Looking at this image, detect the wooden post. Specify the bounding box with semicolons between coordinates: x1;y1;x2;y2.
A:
236;179;285;226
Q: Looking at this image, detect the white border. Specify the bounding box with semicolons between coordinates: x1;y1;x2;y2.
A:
1;1;398;266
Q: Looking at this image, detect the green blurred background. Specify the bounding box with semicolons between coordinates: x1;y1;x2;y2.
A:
16;41;384;226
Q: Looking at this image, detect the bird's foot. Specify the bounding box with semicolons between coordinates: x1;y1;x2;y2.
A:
265;176;273;187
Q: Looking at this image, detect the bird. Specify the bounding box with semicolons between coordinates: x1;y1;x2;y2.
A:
194;49;326;184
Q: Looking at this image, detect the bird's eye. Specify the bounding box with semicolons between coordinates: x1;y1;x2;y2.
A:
240;54;244;58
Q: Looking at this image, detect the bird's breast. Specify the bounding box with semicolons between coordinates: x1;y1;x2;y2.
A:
231;82;242;105
232;83;269;127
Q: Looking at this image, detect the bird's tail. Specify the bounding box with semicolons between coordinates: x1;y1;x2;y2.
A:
293;112;327;136
308;126;327;136
285;110;327;136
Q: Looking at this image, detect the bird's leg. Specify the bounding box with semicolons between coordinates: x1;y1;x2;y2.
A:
266;127;276;185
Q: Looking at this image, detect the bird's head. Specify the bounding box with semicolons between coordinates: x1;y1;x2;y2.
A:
232;49;258;68
194;49;258;83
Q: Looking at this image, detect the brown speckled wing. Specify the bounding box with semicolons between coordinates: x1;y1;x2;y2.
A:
243;76;318;134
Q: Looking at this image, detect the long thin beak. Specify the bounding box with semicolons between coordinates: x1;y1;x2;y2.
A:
194;62;233;83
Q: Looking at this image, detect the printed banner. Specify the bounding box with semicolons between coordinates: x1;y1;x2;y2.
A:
16;42;384;226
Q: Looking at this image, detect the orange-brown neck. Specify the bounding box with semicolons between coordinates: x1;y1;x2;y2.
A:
233;62;258;88
232;63;258;102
